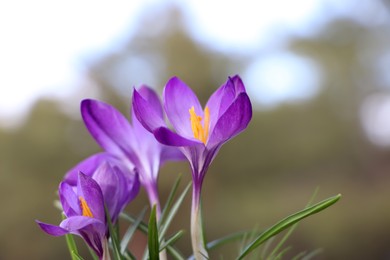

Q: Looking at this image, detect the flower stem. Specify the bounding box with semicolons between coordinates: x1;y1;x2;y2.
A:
191;181;208;260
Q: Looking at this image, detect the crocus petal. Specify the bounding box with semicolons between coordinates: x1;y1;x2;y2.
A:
154;126;201;147
206;77;236;131
81;99;138;162
160;145;186;164
60;216;105;233
77;173;105;222
64;153;115;185
208;93;252;147
163;77;203;138
59;181;80;217
92;162;129;221
132;87;166;132
230;75;246;93
36;221;69;236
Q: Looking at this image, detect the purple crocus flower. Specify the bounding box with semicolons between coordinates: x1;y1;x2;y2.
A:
37;172;109;259
64;155;140;223
77;95;183;216
132;75;252;258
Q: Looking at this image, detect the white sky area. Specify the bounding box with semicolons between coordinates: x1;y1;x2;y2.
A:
0;0;389;145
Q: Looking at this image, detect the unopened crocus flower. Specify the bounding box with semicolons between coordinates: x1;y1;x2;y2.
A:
79;95;183;216
132;75;252;259
37;172;109;259
64;156;140;223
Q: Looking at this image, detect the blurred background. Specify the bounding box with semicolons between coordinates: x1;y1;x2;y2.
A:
2;0;390;259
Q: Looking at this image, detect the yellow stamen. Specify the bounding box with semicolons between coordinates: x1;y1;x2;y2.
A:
79;196;94;218
189;106;210;144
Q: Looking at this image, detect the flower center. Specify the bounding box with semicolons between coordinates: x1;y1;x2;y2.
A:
79;196;94;218
189;106;210;144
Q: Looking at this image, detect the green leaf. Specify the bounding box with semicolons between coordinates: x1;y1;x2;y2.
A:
159;174;182;225
70;250;84;260
206;231;249;251
65;232;82;260
158;183;191;240
105;204;123;260
267;188;320;259
120;207;148;255
237;194;341;260
120;212;185;259
159;230;185;251
148;205;160;260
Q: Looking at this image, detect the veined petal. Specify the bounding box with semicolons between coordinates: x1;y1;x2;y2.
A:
132;87;166;132
92;163;130;222
206;77;236;131
208;93;252;147
81;99;137;161
77;173;105;222
59;181;80;217
64;153;115;185
59;216;105;234
163;77;203;138
230;75;246;93
160;145;186;164
36;221;69;236
154;126;201;147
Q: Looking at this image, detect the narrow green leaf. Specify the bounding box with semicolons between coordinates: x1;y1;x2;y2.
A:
148;205;160;260
237;194;341;260
120;207;148;254
120;212;185;258
159;183;191;240
159;174;182;225
273;246;291;260
301;248;323;260
166;246;186;260
268;188;320;259
105;204;123;260
206;231;249;251
65;233;82;260
160;230;185;251
87;246;99;260
70;250;84;260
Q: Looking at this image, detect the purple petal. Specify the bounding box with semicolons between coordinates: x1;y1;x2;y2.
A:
208;93;252;147
206;77;236;131
230;75;246;93
64;153;115;185
132;87;166;132
60;216;106;258
160;145;186;164
81;99;137;161
92;163;130;222
77;173;105;222
154;127;201;147
36;221;69;236
59;181;80;217
163;77;203;138
60;216;105;233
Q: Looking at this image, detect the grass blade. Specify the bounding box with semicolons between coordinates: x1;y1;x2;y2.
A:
159;174;182;225
105;204;122;260
160;230;185;251
159;183;191;240
148;205;160;260
237;194;341;260
120;207;148;254
206;231;249;251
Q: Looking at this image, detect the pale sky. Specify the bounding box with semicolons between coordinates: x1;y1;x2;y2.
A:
0;0;380;126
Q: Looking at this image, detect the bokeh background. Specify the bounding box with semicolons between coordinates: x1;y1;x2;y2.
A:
2;0;390;259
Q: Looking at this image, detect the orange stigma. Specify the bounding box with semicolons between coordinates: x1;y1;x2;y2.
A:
79;196;94;218
189;106;210;144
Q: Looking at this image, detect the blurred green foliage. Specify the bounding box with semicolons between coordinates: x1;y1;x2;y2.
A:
2;4;390;259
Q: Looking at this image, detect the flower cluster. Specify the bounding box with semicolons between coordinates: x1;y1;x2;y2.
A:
36;74;340;259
